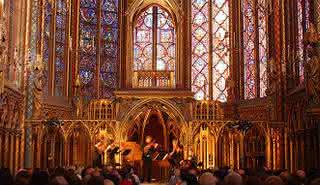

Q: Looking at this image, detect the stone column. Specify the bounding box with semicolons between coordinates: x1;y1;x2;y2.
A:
15;135;20;173
24;126;33;169
239;133;244;168
0;131;3;167
4;132;9;167
265;134;272;169
9;134;14;171
284;128;288;169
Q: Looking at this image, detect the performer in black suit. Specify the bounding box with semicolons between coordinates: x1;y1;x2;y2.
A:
142;136;158;183
94;137;107;168
169;139;183;168
106;139;119;166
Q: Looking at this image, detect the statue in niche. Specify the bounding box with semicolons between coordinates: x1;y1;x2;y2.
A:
306;51;320;104
226;75;235;102
266;58;278;96
0;14;7;65
32;57;44;119
305;23;320;104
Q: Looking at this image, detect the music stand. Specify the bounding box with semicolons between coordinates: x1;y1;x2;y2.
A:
156;151;167;160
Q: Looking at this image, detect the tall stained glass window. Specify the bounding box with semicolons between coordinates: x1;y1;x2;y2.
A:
242;0;268;99
55;0;67;96
79;0;118;100
133;6;176;77
192;0;230;101
79;0;98;99
100;0;119;98
43;0;52;96
296;0;310;83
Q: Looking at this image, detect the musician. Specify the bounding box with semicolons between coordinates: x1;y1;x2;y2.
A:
106;139;119;165
142;136;158;182
169;139;183;168
94;136;107;168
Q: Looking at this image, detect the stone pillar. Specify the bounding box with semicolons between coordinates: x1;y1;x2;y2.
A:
265;135;272;169
284;128;288;169
36;136;41;168
9;134;14;171
15;136;20;173
4;132;9;167
239;133;244;168
24;126;33;169
0;131;3;167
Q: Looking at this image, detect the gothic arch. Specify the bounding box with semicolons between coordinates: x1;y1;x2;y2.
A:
65;121;91;141
127;0;182;22
124;0;185;88
120;98;187;139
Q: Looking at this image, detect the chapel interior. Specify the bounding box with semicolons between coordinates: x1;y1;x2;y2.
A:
0;0;320;177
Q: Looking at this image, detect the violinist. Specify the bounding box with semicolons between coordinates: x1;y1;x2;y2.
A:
142;136;158;182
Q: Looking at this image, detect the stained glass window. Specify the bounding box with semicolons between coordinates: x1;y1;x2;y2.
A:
79;0;119;100
212;0;230;102
191;0;230;101
133;6;176;72
192;0;209;100
296;0;310;83
243;0;268;99
43;0;52;96
79;0;97;99
55;0;67;96
100;0;118;98
258;0;267;97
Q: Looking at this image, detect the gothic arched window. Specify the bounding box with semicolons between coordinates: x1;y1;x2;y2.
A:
242;0;268;99
79;0;119;100
191;0;230;101
133;6;176;88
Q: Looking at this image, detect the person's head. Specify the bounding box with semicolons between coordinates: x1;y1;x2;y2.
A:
145;136;152;144
105;165;113;173
199;172;218;185
296;170;306;181
279;170;290;183
87;176;104;185
30;170;49;185
50;176;69;185
85;168;95;176
64;172;82;185
224;172;242;185
104;179;114;185
174;168;181;177
14;170;31;185
264;176;284;185
236;169;245;176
